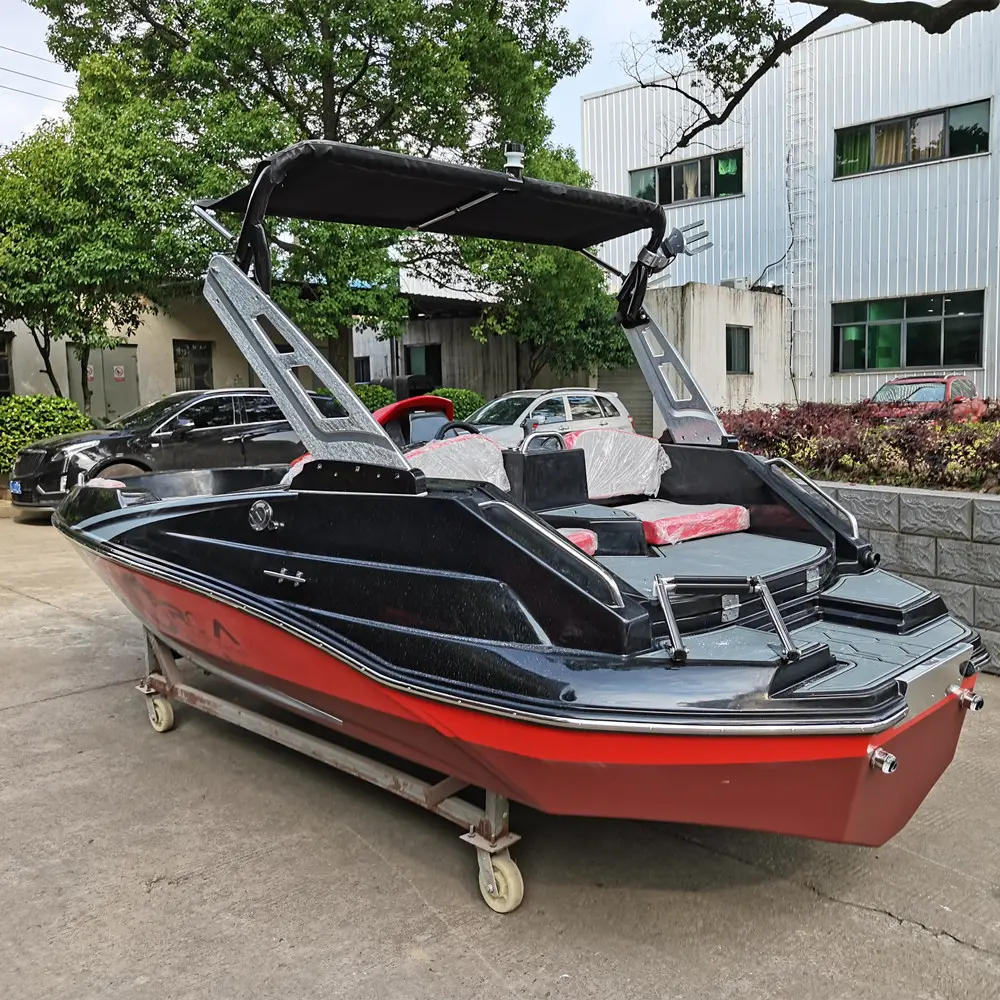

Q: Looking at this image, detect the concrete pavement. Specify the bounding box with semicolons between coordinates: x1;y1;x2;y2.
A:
1;517;998;999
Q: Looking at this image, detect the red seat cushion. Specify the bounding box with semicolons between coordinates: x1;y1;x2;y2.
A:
557;527;598;556
619;500;750;546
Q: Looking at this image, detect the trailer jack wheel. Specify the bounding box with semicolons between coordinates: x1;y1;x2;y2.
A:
477;850;524;913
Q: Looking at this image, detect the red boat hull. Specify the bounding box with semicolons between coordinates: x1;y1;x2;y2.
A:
94;556;976;847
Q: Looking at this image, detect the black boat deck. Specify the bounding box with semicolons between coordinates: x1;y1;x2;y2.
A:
597;534;827;596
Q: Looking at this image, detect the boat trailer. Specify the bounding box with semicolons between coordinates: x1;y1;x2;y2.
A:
137;629;525;913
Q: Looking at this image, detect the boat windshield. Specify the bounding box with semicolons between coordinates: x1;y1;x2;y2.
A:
871;382;946;403
469;398;531;426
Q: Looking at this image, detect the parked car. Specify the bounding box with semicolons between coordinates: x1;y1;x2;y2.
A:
8;388;344;511
867;375;986;421
464;388;634;447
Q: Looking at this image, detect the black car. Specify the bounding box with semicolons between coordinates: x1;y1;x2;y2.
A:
9;388;339;510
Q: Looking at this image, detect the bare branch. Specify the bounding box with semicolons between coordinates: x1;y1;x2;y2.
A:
646;10;837;151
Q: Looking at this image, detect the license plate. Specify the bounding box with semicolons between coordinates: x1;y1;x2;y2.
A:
9;481;21;495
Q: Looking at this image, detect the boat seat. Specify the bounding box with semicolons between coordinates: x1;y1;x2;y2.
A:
562;429;670;500
619;499;750;546
557;527;598;556
405;434;511;491
598;534;828;597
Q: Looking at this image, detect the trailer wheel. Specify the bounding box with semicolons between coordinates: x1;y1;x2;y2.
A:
478;854;524;913
146;696;175;733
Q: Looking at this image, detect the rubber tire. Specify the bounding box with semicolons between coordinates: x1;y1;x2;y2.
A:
478;855;524;913
147;696;175;733
94;463;145;480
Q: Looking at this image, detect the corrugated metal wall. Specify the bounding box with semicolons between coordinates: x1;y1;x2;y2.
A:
581;62;790;288
582;11;1000;401
813;15;999;399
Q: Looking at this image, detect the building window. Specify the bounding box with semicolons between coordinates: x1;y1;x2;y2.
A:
173;340;214;390
0;334;12;396
629;149;743;206
354;356;371;383
726;326;751;374
832;292;984;372
404;344;442;386
835;100;990;177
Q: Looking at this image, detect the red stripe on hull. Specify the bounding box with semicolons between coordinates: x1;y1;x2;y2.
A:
90;555;976;846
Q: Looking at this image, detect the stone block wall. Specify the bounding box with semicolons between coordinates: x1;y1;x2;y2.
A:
818;482;1000;674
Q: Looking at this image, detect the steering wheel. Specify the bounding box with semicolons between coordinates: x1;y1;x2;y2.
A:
433;420;482;440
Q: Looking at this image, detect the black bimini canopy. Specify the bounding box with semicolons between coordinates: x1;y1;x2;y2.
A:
200;140;665;251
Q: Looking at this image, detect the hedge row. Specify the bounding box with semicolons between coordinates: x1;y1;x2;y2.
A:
720;401;1000;492
0;395;92;475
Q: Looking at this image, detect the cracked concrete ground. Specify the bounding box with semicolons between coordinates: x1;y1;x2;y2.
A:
1;516;999;999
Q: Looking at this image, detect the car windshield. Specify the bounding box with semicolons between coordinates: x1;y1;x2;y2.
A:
468;397;531;426
871;382;946;404
106;395;195;430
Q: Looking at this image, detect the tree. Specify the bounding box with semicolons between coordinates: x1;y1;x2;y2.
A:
0;60;218;409
31;0;591;351
460;148;633;387
632;0;998;153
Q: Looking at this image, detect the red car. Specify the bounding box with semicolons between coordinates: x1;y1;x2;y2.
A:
868;375;986;421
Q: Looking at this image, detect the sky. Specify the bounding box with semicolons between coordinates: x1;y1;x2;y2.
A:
0;0;659;153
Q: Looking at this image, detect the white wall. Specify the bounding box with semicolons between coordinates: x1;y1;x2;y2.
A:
601;283;788;437
8;321;72;396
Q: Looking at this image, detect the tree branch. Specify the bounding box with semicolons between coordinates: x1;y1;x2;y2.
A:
642;10;838;151
808;0;998;33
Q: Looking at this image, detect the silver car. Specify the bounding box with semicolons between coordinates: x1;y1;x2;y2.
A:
466;388;634;447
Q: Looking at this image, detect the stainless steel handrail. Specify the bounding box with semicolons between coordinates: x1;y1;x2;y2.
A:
478;499;624;609
751;575;800;661
653;575;688;663
517;431;566;454
765;457;860;538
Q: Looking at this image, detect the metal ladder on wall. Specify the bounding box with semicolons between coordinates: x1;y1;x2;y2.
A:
785;38;818;401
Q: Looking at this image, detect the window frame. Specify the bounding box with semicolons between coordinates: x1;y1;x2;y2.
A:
528;395;569;425
831;291;985;373
172;338;215;391
238;393;286;426
629;148;744;206
834;99;991;178
153;394;238;436
354;356;371;383
566;394;604;421
725;325;752;375
0;333;12;397
596;394;621;418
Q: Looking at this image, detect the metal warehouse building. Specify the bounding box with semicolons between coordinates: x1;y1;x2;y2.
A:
583;11;999;408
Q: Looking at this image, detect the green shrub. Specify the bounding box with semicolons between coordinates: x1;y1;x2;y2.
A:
0;394;92;474
352;383;395;412
316;383;395;412
430;388;486;421
720;401;1000;492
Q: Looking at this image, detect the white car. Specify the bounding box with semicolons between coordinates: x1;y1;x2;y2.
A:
466;388;634;447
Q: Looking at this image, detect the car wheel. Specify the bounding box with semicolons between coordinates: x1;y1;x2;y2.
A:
94;463;145;480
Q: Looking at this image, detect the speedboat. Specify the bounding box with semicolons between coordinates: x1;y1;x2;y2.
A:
54;141;987;913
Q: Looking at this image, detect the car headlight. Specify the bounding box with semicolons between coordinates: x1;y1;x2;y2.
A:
59;441;99;473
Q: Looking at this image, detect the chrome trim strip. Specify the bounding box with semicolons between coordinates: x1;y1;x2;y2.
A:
63;527;920;736
478;498;625;609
